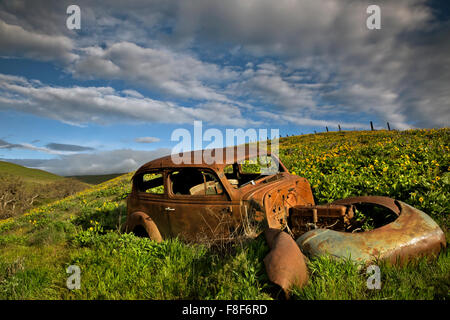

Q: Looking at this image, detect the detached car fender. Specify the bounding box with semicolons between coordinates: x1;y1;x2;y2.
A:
264;228;309;297
296;197;446;264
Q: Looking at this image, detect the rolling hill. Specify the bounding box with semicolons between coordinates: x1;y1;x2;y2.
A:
0;161;90;219
0;160;63;184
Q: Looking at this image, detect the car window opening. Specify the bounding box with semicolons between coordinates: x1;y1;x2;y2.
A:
137;172;164;194
170;168;224;196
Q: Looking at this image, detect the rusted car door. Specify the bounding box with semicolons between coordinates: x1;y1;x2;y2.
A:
132;170;172;238
164;168;237;241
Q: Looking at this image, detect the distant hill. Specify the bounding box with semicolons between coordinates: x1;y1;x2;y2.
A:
0;160;63;183
0;160;90;219
69;173;126;185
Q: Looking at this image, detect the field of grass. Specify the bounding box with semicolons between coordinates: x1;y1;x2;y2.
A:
69;173;126;185
0;128;448;300
0;161;63;184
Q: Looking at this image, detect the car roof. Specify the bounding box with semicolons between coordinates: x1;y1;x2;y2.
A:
134;145;273;176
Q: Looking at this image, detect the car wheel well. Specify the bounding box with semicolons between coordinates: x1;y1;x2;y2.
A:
132;224;149;238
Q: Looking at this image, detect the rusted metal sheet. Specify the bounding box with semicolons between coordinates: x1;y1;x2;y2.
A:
296;197;446;265
264;228;308;297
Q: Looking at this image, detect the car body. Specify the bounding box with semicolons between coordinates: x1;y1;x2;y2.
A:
126;146;315;242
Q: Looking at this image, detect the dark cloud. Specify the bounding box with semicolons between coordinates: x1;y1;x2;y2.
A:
45;143;95;152
71;41;236;101
0;138;22;149
0;19;77;63
0;138;93;154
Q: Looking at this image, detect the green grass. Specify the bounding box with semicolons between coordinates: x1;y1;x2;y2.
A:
68;173;126;185
0;128;449;300
0;161;63;184
291;253;449;300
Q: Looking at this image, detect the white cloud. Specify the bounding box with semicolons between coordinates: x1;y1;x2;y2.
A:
72;42;237;101
135;137;160;143
122;89;144;98
0;73;253;127
0;0;448;129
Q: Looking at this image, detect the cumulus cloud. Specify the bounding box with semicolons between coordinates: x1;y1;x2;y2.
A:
0;19;77;63
0;73;252;127
0;0;449;129
227;63;319;111
72;41;236;101
2;148;171;176
168;0;448;128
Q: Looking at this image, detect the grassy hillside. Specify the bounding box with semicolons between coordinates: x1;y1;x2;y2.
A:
0;161;63;184
68;173;126;185
0;129;448;299
0;162;89;219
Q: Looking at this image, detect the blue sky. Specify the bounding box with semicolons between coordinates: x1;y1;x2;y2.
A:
0;0;449;175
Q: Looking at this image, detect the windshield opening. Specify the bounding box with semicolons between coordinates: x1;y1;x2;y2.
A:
224;155;282;188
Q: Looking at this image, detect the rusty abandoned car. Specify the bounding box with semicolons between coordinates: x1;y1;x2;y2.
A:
125;146;446;294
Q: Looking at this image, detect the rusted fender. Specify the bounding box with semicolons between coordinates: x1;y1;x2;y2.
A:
264;228;309;297
126;211;163;242
296;198;446;265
